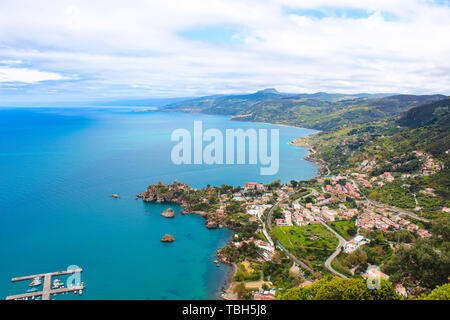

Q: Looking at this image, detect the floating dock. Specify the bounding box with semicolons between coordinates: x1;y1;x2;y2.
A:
6;268;84;300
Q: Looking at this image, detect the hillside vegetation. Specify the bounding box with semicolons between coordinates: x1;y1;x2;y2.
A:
158;89;446;130
302;98;450;217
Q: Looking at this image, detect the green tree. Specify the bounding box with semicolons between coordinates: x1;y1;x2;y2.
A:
418;283;450;300
432;217;450;243
278;277;400;300
386;239;450;290
234;282;250;300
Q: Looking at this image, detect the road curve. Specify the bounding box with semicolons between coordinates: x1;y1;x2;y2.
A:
320;221;349;279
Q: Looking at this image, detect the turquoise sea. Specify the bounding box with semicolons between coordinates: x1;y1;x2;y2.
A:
0;107;318;299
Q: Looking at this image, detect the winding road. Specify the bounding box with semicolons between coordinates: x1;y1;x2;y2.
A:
320;221;349;279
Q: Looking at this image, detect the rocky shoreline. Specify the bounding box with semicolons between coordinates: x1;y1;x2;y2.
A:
220;263;238;300
289;138;329;177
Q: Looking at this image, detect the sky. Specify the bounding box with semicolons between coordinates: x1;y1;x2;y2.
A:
0;0;449;103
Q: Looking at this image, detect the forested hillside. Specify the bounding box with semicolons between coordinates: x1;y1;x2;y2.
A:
158;89;446;130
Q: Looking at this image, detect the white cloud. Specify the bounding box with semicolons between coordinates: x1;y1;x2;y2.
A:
0;66;68;83
0;0;449;99
0;59;22;65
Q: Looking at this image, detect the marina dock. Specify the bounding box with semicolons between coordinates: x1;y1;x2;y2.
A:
6;268;84;300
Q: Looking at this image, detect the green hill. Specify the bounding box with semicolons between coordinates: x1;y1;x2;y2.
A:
396;98;450;157
159;90;446;130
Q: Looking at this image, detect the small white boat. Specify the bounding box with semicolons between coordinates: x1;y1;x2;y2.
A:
79;289;83;295
29;279;42;287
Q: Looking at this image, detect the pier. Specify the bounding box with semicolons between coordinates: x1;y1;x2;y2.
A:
6;268;84;300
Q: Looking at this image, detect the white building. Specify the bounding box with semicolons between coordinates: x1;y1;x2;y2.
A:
284;210;292;225
344;235;370;253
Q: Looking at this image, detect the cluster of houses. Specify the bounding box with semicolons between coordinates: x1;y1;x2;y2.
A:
350;172;374;188
355;159;377;173
356;205;431;238
413;150;443;176
323;181;361;198
350;151;443;189
350;170;397;189
273;197;361;228
238;180;433;240
270;190;431;239
276;200;360;227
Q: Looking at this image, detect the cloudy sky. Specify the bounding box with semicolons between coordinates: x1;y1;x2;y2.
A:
0;0;449;102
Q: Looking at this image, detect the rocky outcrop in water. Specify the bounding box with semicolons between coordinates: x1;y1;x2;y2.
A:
206;221;218;229
136;181;188;203
161;234;175;242
160;208;175;218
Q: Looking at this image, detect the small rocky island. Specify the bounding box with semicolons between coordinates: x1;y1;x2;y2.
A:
161;234;175;242
160;208;175;218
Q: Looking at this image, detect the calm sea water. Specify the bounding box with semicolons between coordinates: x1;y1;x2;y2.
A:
0;107;318;299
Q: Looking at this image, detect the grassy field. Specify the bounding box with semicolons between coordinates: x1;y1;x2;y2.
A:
326;219;357;240
273;224;338;268
233;260;261;282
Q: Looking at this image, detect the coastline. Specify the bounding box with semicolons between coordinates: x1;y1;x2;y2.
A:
220;263;238;300
288;139;329;178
